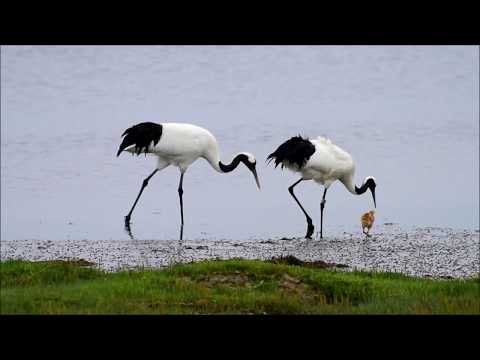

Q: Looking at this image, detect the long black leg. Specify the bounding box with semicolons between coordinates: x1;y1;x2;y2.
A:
320;188;327;239
178;173;185;241
288;179;314;239
125;169;159;229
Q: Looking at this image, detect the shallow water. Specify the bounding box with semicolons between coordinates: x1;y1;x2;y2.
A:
1;46;479;242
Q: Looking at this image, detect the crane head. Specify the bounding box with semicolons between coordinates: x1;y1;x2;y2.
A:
240;152;261;190
365;176;377;208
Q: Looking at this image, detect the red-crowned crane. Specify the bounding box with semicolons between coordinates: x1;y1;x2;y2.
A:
267;135;376;239
117;122;261;240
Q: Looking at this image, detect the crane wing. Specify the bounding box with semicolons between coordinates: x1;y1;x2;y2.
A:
267;136;315;169
116;122;163;156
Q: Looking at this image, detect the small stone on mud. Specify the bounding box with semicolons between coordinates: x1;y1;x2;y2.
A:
37;258;96;267
282;273;300;284
269;255;348;269
260;240;275;244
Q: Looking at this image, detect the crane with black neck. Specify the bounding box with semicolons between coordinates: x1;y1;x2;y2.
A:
267;135;377;239
117;122;261;240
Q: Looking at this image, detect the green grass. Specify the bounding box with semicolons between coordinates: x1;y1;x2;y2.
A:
1;259;479;314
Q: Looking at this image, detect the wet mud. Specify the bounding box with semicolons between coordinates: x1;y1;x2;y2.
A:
1;225;478;279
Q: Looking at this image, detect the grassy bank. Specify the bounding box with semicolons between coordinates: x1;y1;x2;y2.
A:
1;258;478;314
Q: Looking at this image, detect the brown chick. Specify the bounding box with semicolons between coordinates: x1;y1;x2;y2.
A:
361;210;375;237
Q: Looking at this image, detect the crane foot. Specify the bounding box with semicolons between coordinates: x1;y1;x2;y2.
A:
305;223;314;239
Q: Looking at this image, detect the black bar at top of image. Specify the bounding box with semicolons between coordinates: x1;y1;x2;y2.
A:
1;29;479;45
1;2;479;45
1;21;479;45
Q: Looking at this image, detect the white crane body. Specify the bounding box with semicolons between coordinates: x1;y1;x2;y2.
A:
118;122;260;240
268;135;376;239
123;123;218;173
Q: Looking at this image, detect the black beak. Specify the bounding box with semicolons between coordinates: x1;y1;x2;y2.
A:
371;187;376;208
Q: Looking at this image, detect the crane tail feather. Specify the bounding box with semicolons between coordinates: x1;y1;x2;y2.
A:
267;136;315;170
116;122;163;157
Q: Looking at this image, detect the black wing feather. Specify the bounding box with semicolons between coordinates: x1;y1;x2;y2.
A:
116;122;163;156
267;136;315;169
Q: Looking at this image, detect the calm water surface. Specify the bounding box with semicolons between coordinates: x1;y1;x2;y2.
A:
1;46;478;241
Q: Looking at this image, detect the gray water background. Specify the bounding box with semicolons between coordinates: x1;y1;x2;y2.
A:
1;46;479;242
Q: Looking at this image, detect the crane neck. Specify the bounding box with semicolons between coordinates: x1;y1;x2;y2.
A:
355;182;369;195
203;142;256;179
341;174;367;195
342;173;377;208
203;149;261;190
218;154;246;173
203;150;245;174
342;174;373;195
341;175;358;195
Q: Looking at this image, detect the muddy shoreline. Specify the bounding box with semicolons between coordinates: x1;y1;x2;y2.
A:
1;225;479;279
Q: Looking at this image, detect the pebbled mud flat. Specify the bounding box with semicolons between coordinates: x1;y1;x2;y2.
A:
1;225;479;279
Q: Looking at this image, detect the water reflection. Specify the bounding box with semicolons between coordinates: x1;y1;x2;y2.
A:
124;217;135;240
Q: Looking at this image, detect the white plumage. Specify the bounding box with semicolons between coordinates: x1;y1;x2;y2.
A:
118;122;260;240
125;123;220;172
268;135;377;239
295;136;356;188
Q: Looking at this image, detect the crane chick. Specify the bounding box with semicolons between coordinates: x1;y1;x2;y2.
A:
361;210;375;238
